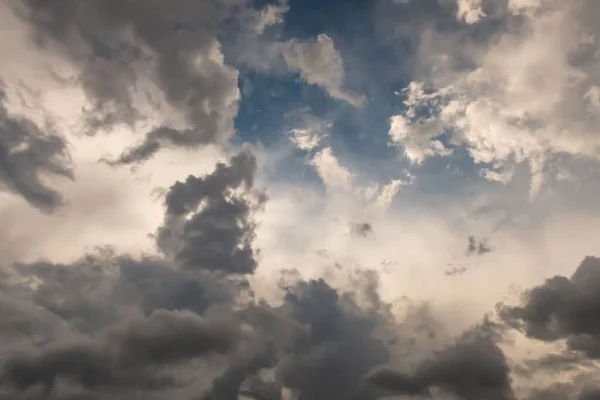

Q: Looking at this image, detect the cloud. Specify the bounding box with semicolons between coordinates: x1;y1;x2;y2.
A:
0;88;72;211
388;0;600;197
456;0;486;24
0;148;432;400
156;148;264;274
4;1;600;399
466;235;492;256
2;309;238;393
280;34;366;107
351;222;373;238
310;147;353;191
366;322;515;400
16;0;242;163
288;117;331;152
499;256;600;358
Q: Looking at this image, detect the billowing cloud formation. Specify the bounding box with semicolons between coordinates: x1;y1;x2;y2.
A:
202;278;393;400
389;0;600;196
0;88;71;211
17;0;242;164
0;150;405;400
366;323;514;400
4;0;600;399
157;147;263;274
500;256;600;358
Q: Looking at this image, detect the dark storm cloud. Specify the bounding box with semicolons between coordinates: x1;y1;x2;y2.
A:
0;89;72;211
499;256;600;359
0;258;408;400
2;309;238;393
365;322;514;400
18;0;244;163
202;277;393;400
157;148;263;274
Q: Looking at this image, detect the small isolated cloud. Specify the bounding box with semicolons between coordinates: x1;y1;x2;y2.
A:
311;147;353;190
351;222;373;237
466;235;492;257
280;34;366;107
289;116;332;151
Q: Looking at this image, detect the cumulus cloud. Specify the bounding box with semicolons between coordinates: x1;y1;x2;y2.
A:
156;148;264;274
389;0;600;197
500;256;600;358
456;0;486;24
366;322;514;400
0;149;433;400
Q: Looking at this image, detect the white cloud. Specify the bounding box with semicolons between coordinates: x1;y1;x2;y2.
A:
280;34;366;107
456;0;485;24
390;1;600;197
311;147;353;190
247;1;289;34
288;115;332;151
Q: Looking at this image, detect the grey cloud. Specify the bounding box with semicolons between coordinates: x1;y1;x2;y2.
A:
466;235;492;256
499;256;600;358
0;89;72;211
365;323;514;400
202;278;393;400
527;384;600;400
0;149;264;399
351;223;373;238
274;279;390;400
2;309;238;394
0;252;451;400
19;0;242;163
157;149;263;274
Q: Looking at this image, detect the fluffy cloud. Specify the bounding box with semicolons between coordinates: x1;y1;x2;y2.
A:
310;147;353;191
389;0;600;197
500;256;600;358
366;323;514;400
156;148;263;274
280;34;366;107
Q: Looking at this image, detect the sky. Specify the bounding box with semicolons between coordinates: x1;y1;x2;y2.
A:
0;0;600;399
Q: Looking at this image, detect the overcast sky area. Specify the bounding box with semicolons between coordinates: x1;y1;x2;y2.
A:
1;0;600;399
